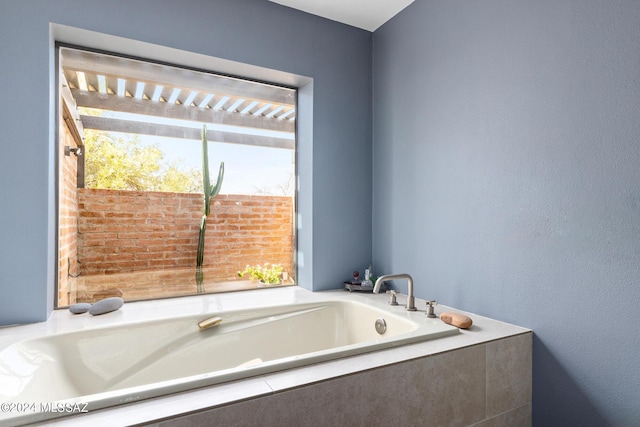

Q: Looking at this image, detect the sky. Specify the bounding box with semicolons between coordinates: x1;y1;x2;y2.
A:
146;135;294;195
98;110;296;196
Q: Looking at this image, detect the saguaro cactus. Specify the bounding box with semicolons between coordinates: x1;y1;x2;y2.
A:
196;125;224;285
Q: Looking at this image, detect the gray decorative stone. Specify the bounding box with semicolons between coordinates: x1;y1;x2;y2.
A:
89;297;124;316
69;303;91;314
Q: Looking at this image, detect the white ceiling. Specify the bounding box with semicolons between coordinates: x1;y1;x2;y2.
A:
268;0;415;32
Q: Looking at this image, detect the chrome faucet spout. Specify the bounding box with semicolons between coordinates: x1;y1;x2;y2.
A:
373;273;416;311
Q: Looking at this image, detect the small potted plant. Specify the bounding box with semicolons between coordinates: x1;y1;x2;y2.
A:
238;263;284;285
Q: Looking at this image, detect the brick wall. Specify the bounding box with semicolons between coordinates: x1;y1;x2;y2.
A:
77;190;294;281
58;119;81;306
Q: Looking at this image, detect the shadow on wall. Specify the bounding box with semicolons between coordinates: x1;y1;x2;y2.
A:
533;336;607;426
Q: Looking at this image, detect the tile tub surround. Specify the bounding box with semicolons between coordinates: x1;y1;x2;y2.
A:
0;287;530;427
155;334;531;427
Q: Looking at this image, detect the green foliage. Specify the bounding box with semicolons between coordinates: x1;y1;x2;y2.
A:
83;129;201;193
161;161;202;193
238;263;284;284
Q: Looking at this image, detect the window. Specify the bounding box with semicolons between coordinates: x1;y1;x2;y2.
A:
57;46;296;307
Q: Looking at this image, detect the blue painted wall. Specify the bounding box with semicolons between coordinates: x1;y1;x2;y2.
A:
373;0;640;425
3;0;639;424
0;0;372;324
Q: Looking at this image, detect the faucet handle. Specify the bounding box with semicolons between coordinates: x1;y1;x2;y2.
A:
425;300;437;318
386;290;399;306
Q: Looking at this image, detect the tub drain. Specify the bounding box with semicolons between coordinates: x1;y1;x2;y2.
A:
375;318;387;335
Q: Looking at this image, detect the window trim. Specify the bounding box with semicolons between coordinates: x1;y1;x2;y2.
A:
53;31;313;306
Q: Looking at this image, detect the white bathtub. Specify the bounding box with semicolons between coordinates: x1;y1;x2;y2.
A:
0;291;459;425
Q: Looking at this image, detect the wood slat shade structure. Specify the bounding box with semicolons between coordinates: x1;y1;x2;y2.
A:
81;116;294;150
60;47;296;148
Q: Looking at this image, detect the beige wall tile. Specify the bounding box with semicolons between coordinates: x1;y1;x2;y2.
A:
473;403;531;427
486;332;532;417
160;344;487;427
363;345;487;426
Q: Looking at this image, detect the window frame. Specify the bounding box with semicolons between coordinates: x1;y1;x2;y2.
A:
55;43;300;307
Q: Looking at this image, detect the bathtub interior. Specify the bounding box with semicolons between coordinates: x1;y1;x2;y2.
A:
0;298;459;423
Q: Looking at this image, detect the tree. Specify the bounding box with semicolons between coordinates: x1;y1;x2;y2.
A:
251;172;294;196
83;129;201;193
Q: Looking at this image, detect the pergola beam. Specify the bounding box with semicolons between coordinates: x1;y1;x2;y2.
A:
81;116;295;150
72;90;295;133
